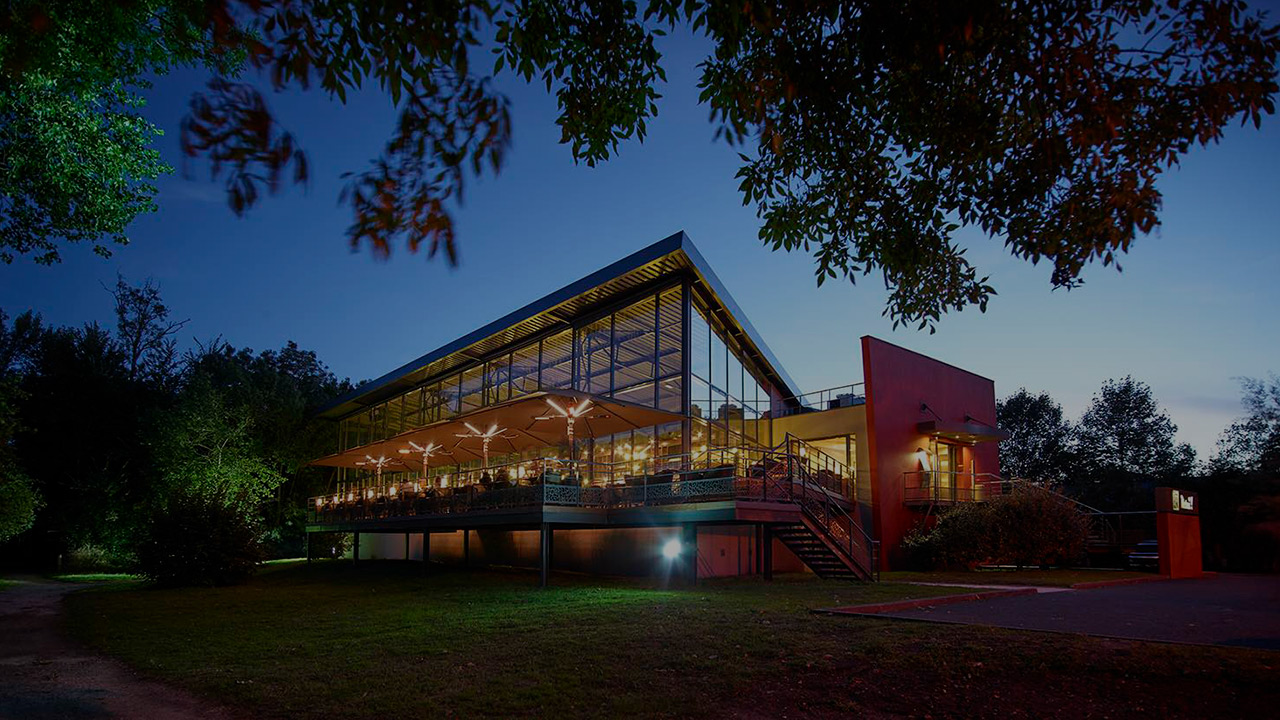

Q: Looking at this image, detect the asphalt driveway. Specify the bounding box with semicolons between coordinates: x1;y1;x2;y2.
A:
875;574;1280;650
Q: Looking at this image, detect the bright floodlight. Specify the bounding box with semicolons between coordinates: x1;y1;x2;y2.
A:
662;538;682;560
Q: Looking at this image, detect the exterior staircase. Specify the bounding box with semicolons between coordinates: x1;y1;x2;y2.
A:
758;435;879;581
772;521;866;580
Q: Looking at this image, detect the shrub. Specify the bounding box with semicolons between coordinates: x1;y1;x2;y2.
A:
133;491;264;586
901;485;1089;570
307;531;353;560
65;544;134;573
988;485;1090;568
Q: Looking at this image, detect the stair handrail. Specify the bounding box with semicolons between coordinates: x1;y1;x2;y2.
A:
790;458;878;580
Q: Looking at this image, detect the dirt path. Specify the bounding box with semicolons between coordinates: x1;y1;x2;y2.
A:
0;577;235;720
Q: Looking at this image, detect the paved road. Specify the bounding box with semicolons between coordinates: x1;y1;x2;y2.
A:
877;574;1280;649
0;577;233;719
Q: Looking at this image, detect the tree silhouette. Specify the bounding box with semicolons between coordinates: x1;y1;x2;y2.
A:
3;1;1278;327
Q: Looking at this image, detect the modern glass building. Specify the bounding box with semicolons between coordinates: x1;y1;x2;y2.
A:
306;232;1007;581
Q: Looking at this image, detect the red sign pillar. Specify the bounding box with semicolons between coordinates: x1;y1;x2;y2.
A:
1155;487;1203;579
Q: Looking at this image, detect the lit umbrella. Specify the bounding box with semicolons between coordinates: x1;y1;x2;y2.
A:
453;423;517;469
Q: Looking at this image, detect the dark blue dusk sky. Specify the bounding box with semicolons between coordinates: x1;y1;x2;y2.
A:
2;22;1277;460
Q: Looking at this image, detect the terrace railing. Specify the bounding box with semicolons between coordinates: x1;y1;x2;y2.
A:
902;471;1008;505
774;383;866;418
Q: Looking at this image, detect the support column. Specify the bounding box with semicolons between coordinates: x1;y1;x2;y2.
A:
539;523;552;588
405;532;410;561
353;531;361;565
683;523;698;585
463;529;470;568
762;525;773;581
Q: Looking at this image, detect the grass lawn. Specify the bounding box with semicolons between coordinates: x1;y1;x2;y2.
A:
64;562;1276;718
882;568;1153;587
49;573;139;583
0;578;16;592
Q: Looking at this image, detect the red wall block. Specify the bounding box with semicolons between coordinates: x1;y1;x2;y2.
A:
861;336;1001;570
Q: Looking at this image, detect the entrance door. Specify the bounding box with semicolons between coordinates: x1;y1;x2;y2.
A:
935;442;960;501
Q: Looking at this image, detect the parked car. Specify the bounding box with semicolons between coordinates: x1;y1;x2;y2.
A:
1126;540;1160;571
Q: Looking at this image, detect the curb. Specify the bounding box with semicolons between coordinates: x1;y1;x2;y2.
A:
1070;575;1168;590
1070;571;1215;590
818;587;1037;615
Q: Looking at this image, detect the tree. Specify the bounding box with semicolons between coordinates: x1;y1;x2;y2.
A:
107;275;188;386
4;1;1278;328
1212;373;1280;475
0;378;40;542
153;380;287;513
1071;376;1195;509
996;388;1073;483
1190;373;1280;571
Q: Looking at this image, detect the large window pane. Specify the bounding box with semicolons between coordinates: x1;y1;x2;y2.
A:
511;342;539;398
575;316;612;395
657;376;682;413
658;288;682;378
613;295;656;393
689;375;710;421
691;304;710;383
485;355;510;406
385;396;405;437
460;365;484;414
614;380;656;408
439;374;461;419
726;348;743;405
541;329;573;390
656;422;683;465
402;387;423;429
710;328;727;397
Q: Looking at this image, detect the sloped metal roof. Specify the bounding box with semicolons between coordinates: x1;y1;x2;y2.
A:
318;231;799;418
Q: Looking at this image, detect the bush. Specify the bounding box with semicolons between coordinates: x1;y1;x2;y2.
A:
902;485;1089;570
308;531;353;560
988;486;1090;568
65;544;134;573
133;491;264;586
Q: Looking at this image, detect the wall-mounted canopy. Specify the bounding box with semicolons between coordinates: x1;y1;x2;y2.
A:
916;419;1009;445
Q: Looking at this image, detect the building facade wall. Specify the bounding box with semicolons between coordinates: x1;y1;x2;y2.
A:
861;337;1001;570
355;525;806;578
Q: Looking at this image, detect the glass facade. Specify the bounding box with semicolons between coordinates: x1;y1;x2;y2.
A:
687;299;771;456
333;281;781;487
337;286;709;451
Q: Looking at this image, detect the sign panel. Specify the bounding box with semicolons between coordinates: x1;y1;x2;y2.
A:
1155;487;1198;515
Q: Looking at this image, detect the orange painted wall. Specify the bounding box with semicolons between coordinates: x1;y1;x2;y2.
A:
1157;513;1203;578
861;336;1001;570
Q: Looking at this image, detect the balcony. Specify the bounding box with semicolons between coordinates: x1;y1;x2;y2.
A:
309;440;855;526
902;471;1008;506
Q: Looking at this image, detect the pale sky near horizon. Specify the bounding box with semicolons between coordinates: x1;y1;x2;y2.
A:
2;18;1277;462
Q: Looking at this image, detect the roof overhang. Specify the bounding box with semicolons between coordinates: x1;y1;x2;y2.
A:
311;391;682;470
916;419;1010;444
318;232;800;419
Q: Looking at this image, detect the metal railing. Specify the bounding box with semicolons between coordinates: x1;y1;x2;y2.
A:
774;383;866;418
902;471;1008;504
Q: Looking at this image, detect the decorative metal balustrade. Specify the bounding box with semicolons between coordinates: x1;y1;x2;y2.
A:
308;434;879;580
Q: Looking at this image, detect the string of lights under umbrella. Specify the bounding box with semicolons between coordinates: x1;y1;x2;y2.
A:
398;440;450;489
355;454;403;497
532;397;609;467
453;422;518;470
